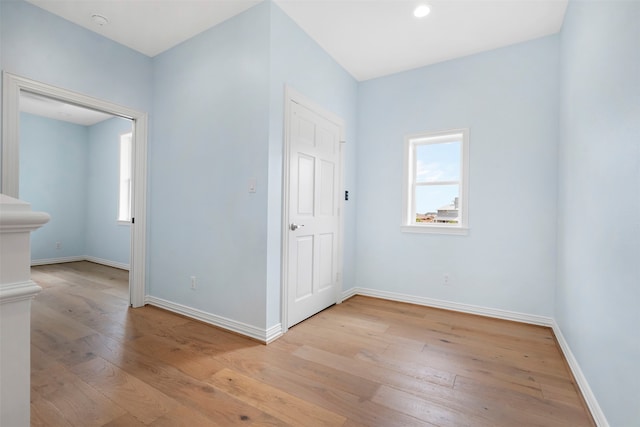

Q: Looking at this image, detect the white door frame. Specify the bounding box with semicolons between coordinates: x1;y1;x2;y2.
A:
280;86;346;333
2;72;148;308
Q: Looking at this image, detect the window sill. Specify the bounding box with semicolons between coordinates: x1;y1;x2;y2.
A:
117;220;131;226
401;225;469;235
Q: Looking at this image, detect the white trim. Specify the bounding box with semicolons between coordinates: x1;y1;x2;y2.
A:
402;128;470;235
280;88;292;333
84;256;129;271
31;256;130;271
341;286;358;301
265;324;284;344
281;86;346;332
2;73;21;198
401;225;469;235
343;287;553;326
31;256;85;266
0;280;42;304
145;295;279;344
551;321;610;427
129;116;148;308
2;72;147;308
0;211;50;233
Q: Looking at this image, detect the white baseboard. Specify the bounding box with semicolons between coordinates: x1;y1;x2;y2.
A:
84;256;129;271
31;256;85;266
265;324;284;344
31;255;129;271
145;295;280;344
341;286;359;302
551;321;609;427
343;287;553;326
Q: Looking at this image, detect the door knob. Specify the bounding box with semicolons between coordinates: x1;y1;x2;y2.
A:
290;223;304;231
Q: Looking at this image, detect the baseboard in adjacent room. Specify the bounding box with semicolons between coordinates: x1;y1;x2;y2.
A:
31;255;129;271
83;256;129;271
31;256;85;266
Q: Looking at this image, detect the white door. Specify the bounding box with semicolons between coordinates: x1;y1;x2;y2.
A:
286;99;343;328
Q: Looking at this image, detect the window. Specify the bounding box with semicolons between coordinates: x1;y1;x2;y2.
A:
402;128;469;234
118;132;132;222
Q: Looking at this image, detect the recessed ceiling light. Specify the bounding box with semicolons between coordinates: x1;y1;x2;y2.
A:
414;4;431;18
91;14;109;26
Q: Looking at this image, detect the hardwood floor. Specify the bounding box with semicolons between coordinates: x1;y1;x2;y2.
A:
29;261;594;426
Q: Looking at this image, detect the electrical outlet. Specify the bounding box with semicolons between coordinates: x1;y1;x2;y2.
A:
443;274;451;286
190;276;197;290
55;241;61;250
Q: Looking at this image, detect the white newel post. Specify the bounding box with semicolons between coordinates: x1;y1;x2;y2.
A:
0;194;50;427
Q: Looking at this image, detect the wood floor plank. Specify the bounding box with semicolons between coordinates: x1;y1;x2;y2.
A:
30;396;74;427
70;356;178;424
355;348;456;387
29;262;595;427
148;405;226;427
452;375;596;427
100;414;147;427
56;329;282;425
31;362;127;427
372;385;490;427
209;368;347;426
232;353;431;427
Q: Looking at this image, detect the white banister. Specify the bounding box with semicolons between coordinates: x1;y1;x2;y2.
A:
0;194;50;427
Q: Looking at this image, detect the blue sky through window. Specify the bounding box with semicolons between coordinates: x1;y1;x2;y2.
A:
415;141;460;213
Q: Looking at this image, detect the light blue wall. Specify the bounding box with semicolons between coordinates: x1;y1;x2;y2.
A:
356;36;560;316
20;113;88;260
1;0;150;264
150;2;271;327
0;0;153;114
19;113;132;266
557;1;640;425
266;3;359;327
85;117;133;265
8;10;638;424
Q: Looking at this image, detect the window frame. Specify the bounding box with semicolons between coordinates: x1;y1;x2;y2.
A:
117;132;133;224
401;128;469;235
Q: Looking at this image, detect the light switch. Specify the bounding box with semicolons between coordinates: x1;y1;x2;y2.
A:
248;178;257;193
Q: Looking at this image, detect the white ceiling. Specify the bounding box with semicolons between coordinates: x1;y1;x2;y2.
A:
25;0;262;58
276;0;568;81
20;91;116;126
24;0;568;82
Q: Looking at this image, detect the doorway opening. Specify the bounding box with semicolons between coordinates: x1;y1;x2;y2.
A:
2;72;148;307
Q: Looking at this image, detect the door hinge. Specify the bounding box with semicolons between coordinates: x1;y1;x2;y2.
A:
131;217;135;224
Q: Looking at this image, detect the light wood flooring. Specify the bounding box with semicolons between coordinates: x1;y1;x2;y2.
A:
29;261;595;426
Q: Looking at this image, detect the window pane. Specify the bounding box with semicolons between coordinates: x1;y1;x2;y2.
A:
118;133;132;221
415;184;460;224
415;141;460;183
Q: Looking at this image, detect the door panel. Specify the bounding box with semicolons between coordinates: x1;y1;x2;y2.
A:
287;100;342;328
319;160;335;216
294;235;314;300
318;233;334;292
297;155;315;215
